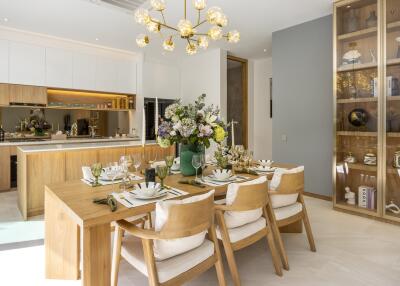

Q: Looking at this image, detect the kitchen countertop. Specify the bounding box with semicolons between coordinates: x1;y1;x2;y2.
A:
0;136;143;147
17;140;158;153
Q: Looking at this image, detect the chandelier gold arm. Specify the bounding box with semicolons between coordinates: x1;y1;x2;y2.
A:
193;19;207;29
197;9;201;25
160;10;166;24
150;19;178;32
184;0;187;19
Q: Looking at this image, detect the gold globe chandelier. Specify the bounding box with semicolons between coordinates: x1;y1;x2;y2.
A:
134;0;240;55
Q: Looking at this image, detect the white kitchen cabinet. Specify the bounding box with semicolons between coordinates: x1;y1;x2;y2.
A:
0;39;9;83
73;52;96;90
95;57;118;92
116;59;137;94
9;42;46;86
45;47;73;88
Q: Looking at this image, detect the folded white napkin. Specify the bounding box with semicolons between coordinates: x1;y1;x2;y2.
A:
82;166;95;181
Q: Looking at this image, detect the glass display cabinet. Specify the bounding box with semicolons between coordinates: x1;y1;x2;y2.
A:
334;0;400;222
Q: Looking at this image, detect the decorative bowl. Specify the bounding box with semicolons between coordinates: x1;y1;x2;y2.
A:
212;169;232;180
135;182;161;197
348;108;368;127
258;160;274;167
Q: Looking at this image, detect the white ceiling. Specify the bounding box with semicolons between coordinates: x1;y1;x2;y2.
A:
0;0;332;61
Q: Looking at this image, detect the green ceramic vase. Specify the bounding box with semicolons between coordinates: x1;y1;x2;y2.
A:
180;143;205;176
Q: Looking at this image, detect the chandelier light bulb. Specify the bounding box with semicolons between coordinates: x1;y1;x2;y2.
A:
206;6;223;25
227;30;240;43
178;19;194;38
134;8;151;25
186;43;197;55
217;13;228;27
136;34;149;48
150;0;166;11
147;19;161;33
208;26;222;40
197;36;209;49
194;0;207;10
163;38;175;52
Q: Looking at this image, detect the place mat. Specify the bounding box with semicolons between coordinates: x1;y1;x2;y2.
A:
112;187;188;208
81;174;144;187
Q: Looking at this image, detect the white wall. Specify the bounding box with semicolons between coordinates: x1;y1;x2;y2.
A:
252;57;273;160
180;49;227;119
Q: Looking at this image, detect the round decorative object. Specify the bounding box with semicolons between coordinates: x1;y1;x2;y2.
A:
348;108;368;127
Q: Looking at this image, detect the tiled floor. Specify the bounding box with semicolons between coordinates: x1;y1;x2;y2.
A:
1;190;400;285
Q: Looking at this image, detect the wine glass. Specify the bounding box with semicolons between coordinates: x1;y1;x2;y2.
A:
165;155;174;175
90;163;102;187
192;154;202;181
156;165;169;189
133;153;142;174
200;154;206;180
119;155;132;190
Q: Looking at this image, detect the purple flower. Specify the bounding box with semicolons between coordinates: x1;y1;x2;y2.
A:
198;124;213;138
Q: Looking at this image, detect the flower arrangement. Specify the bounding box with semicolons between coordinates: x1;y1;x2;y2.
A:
18;109;51;136
157;95;227;148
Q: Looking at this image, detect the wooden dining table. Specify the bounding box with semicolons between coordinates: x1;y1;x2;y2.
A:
44;163;298;286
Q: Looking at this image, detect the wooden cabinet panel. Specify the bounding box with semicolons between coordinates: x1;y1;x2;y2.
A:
73;52;96;90
125;146;144;157
0;83;9;105
9;42;46;86
0;39;9;83
26;152;65;214
46;48;73;88
0;147;10;191
9;84;47;105
65;149;98;181
98;147;126;166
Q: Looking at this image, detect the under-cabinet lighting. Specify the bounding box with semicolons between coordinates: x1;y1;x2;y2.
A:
47;89;130;99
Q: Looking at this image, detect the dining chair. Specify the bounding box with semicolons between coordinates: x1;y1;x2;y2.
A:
266;166;316;271
111;190;226;286
214;176;283;286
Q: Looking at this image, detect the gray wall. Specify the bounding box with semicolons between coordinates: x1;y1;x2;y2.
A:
272;15;333;197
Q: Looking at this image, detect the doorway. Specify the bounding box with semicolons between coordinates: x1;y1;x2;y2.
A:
227;55;248;148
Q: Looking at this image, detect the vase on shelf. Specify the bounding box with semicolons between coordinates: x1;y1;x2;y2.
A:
346;9;358;33
180;143;205;176
366;11;377;28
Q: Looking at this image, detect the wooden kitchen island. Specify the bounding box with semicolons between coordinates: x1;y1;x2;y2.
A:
17;141;175;219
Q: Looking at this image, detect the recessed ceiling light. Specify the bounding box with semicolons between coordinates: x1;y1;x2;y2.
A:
95;38;99;41
3;18;9;22
346;5;351;8
263;49;267;52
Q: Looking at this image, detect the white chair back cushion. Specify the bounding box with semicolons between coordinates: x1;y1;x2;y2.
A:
269;166;304;208
224;176;267;228
153;190;214;261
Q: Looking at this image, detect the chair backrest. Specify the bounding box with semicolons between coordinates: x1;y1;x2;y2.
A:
158;194;215;239
273;170;304;194
229;181;269;211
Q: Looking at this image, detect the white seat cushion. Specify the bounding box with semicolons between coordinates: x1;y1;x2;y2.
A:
224;176;267;228
274;202;303;221
121;236;214;283
216;217;266;243
154;190;214;261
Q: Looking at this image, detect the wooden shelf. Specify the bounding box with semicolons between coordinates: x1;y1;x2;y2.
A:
387;132;400;137
388;20;400;31
337;27;377;41
46;106;132;112
335;201;377;216
337;97;377;104
387;58;400;66
337;131;377;137
337;62;377;72
343;162;377;172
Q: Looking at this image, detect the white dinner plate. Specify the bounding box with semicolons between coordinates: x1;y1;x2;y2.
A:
205;175;237;182
129;190;167;200
252;166;277;172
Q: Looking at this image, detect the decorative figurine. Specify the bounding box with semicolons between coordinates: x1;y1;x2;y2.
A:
344;152;357;163
344;186;356;205
346;9;359;33
343;48;362;65
386;200;400;214
393;150;400;168
348;108;368;127
369;49;376;63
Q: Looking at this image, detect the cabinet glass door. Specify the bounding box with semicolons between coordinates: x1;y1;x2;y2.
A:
335;0;380;215
384;0;400;220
